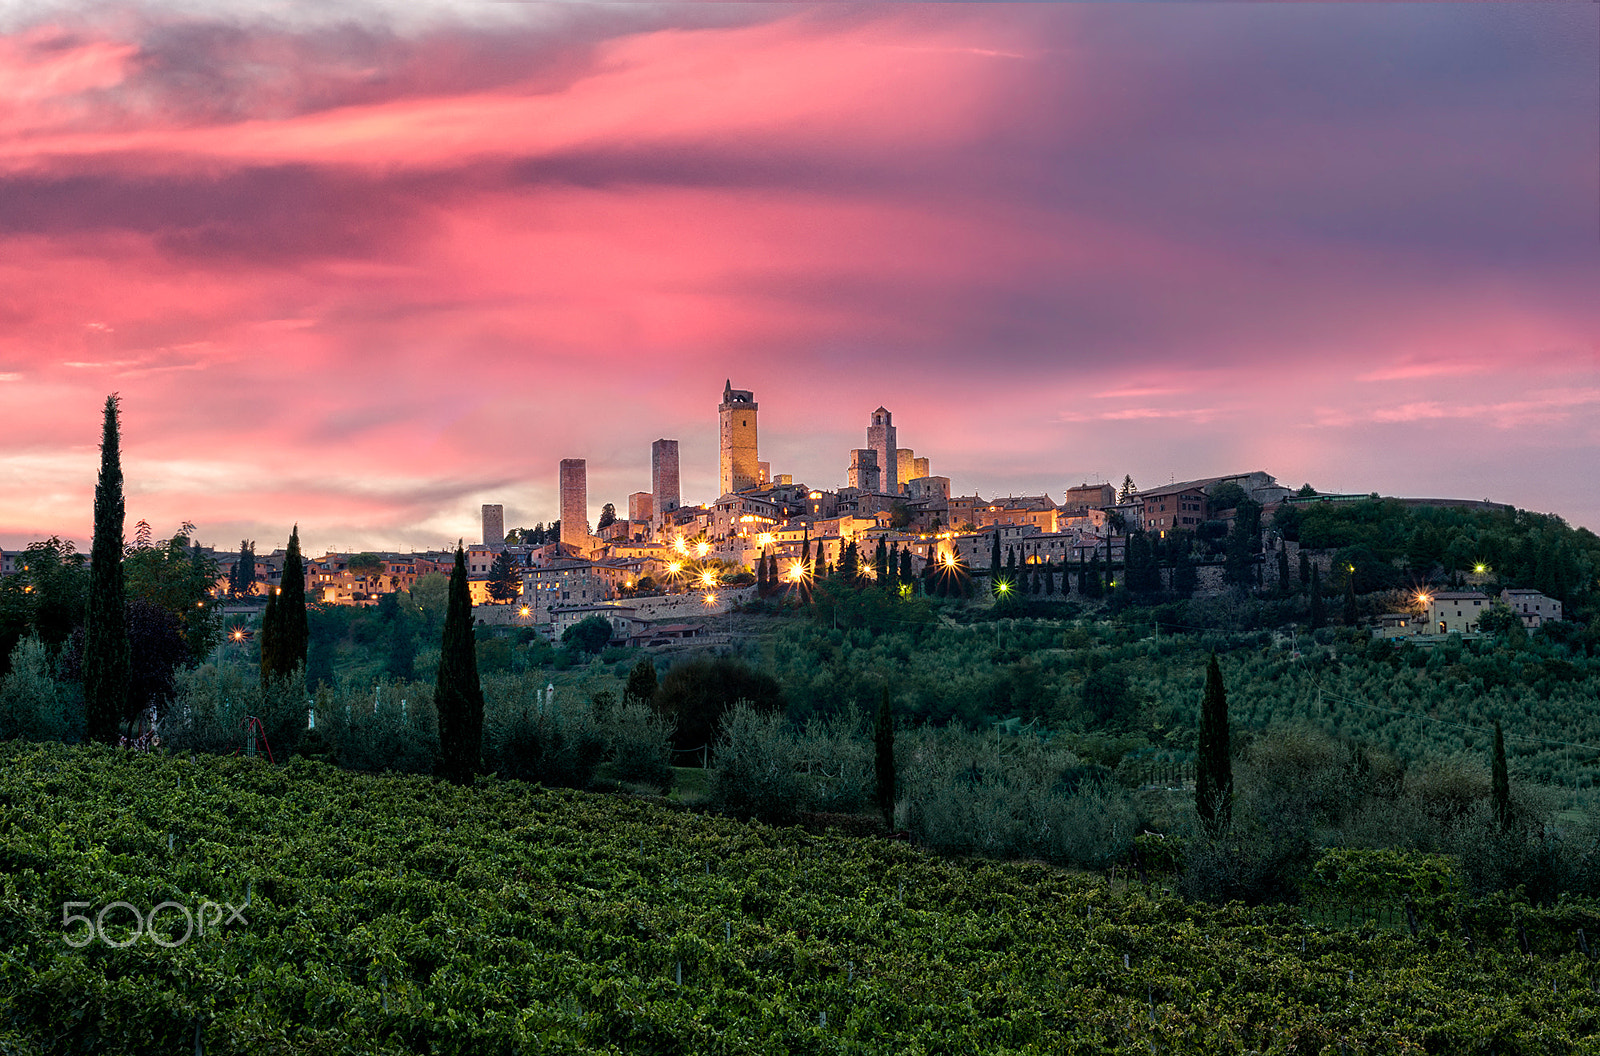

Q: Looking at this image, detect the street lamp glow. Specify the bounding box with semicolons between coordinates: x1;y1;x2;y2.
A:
700;570;716;588
703;592;717;606
518;606;531;618
695;540;710;558
1474;563;1488;574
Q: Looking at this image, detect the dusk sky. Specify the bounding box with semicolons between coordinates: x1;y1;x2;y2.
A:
1;1;1596;556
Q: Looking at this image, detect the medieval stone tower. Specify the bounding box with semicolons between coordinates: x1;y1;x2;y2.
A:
867;406;897;496
718;380;759;496
559;458;587;549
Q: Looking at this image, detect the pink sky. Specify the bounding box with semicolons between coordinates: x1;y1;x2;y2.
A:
1;2;1597;554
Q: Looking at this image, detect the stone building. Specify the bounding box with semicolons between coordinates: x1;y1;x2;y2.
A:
559;458;587;548
718;381;760;495
866;407;898;496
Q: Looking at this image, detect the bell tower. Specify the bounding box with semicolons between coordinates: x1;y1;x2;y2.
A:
718;380;759;495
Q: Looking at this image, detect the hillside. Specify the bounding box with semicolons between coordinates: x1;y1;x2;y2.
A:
3;743;1597;1054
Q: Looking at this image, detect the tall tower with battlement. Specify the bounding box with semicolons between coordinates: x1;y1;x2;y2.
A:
481;504;504;548
652;439;680;517
559;458;587;549
867;407;897;496
718;381;759;496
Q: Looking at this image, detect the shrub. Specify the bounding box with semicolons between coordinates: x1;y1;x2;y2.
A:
709;704;803;824
320;681;439;775
164;664;258;755
0;636;70;742
607;700;675;791
796;708;874;815
483;674;606;788
901;726;1135;868
653;657;785;756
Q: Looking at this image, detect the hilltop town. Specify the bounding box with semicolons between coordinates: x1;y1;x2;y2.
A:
7;380;1553;649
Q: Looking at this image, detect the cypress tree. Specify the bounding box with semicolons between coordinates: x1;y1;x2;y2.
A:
1076;552;1086;595
1343;565;1359;625
436;544;485;785
899;547;912;587
990;531;1001;583
1309;564;1325;629
874;686;896;829
1298;550;1310;586
1173;541;1197;599
1276;546;1291;592
756;551;769;596
840;541;859;582
1492;720;1511;830
83;394;130;744
874;538;889;584
1086;553;1104;599
261;525;309;687
1043;560;1055;596
1195;654;1233;837
625;658;658;705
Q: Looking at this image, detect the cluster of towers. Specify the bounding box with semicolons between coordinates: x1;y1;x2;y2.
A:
479;380;939;549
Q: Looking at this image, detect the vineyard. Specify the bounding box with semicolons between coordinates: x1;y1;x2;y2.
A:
3;742;1599;1054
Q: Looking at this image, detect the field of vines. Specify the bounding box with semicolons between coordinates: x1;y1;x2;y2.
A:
4;742;1600;1054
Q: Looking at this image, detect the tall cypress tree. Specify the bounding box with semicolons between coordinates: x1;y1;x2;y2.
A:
1343;565;1359;626
874;538;889;584
1276;546;1291;593
83;394;130;743
261;525;309;687
1076;552;1086;595
874;686;896;829
1491;720;1511;831
990;531;1001;583
1298;550;1310;586
899;546;912;587
1043;560;1055;596
756;550;769;596
1309;564;1326;630
436;544;485;785
1086;553;1104;599
1195;654;1233;837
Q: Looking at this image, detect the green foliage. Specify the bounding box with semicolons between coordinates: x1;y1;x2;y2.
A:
653;656;784;756
874;686;895;828
259;526;308;687
486;550;520;603
434;546;484;784
708;704;805;824
347;552;384;578
1491;720;1510;830
0;636;71;742
561;615;613;655
5;742;1600;1051
605;699;675;790
482;678;606;789
0;538;89;668
1195;655;1232;837
125;522;220;665
82;394;129;744
902;725;1135;869
624;657;658;704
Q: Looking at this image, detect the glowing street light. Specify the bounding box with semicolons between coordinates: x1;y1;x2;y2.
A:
1474;563;1488;575
695;540;710;558
700;570;717;588
703;592;717;607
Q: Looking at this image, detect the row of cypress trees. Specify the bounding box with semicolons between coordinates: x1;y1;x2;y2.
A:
78;394;486;781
